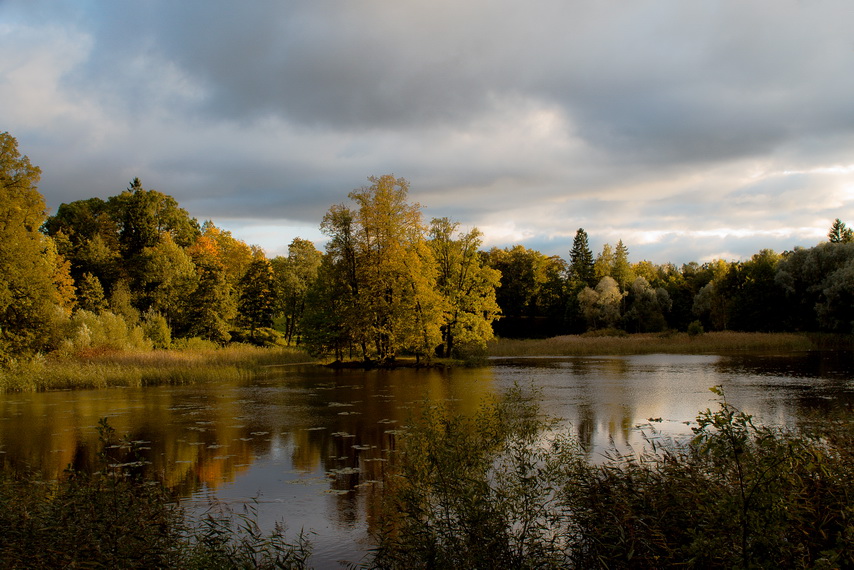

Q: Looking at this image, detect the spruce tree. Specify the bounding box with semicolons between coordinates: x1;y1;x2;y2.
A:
569;228;595;287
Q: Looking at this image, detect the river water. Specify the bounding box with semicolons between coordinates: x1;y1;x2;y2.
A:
1;352;852;567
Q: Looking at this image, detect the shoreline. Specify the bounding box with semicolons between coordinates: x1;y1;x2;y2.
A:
2;332;850;393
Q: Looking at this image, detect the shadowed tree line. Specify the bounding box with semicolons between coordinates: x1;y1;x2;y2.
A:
484;224;854;338
1;130;852;364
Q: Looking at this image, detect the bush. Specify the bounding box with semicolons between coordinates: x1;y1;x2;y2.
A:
57;310;152;355
687;320;705;336
228;327;285;347
143;310;172;349
372;386;854;568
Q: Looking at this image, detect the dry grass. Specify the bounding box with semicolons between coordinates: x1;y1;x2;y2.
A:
488;331;818;357
0;345;316;393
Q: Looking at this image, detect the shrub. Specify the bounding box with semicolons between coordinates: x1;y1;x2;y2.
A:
372;387;854;568
57;310;152;355
687;320;705;336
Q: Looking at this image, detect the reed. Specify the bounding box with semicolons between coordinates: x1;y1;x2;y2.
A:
488;331;818;357
0;345;315;393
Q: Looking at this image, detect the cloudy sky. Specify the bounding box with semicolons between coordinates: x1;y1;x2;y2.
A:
3;1;854;264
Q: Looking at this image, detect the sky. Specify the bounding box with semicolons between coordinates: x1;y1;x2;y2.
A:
2;1;854;265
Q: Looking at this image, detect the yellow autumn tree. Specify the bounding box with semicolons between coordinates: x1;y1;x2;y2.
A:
313;175;442;363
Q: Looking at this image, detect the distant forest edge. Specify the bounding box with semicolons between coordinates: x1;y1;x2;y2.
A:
2;131;853;365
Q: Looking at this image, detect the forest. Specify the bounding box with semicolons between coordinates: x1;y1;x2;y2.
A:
2;130;854;365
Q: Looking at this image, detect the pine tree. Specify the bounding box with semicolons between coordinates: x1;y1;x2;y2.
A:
569;228;595;287
828;218;854;243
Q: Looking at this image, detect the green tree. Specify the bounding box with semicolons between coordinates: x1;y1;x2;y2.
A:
301;255;352;360
691;260;733;331
0;132;73;358
828;218;854;243
577;276;624;330
569;228;596;288
271;238;322;346
777;242;854;332
316;204;363;357
108;179;200;258
612;240;635;290
314;176;442;363
593;243;614;282
622;276;671;332
183;253;234;343
43;198;123;296
76;272;109;313
428;217;500;358
137;234;198;330
237;257;275;341
348;175;442;362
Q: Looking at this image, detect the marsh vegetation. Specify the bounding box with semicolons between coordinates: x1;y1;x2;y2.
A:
372;386;854;569
0;344;314;393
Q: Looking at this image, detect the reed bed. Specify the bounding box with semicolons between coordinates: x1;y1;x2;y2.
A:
0;345;315;393
488;331;818;357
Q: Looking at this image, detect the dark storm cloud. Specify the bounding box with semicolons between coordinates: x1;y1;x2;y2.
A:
3;0;854;262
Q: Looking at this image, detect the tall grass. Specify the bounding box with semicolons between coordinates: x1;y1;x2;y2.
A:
488;331;819;357
0;344;316;393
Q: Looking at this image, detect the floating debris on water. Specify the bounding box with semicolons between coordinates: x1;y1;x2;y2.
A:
331;431;356;438
328;467;361;476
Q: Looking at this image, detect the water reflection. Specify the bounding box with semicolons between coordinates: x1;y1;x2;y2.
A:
1;353;852;565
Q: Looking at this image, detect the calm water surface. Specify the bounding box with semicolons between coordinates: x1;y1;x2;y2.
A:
1;352;852;567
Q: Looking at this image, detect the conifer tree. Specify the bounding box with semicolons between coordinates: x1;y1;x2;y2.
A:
569;228;596;287
828;218;854;243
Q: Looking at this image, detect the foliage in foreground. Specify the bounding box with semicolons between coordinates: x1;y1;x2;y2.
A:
0;419;311;569
371;386;854;568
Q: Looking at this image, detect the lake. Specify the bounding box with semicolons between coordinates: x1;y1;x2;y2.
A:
1;351;852;567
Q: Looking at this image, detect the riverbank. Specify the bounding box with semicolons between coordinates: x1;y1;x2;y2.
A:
0;344;316;393
487;331;834;357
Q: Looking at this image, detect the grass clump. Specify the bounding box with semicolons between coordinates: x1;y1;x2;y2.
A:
371;386;854;568
488;331;817;357
0;344;315;393
0;419;311;569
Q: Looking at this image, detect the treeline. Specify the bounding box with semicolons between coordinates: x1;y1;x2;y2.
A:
489;223;854;338
0;133;501;364
2;131;853;364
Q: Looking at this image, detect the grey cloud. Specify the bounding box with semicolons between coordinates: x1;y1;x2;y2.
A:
5;0;854;265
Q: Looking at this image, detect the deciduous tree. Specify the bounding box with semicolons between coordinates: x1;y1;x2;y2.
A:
428;217;500;358
0;132;73;358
